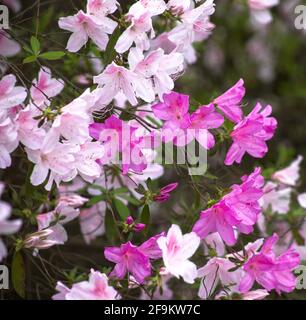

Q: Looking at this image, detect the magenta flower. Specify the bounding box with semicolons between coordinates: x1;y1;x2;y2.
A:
214;79;245;123
193;168;264;246
239;233;300;294
225;103;277;166
154;182;178;202
104;234;163;284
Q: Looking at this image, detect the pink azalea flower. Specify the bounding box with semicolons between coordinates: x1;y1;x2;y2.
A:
260;181;292;214
193;168;264;246
248;0;279;25
213;79;245;123
104;234;163;284
1;0;21;12
115;1;161;53
225;103;277;166
167;0;193;15
189;103;224;149
239;233;300;294
128;47;184;101
80;202;105;244
53;269;120;300
94;62;153;106
272;155;303;186
198;257;242;299
15;104;46;150
298;193;306;209
89;115;147;174
87;0;118;18
0;182;22;261
0;117;18;169
0;74;27;110
58;10;117;52
57;193;88;209
153;182;178;202
168;0;215;46
30;67;64;106
26;130;79;189
152;91;191;130
157;224;200;283
0;31;21;57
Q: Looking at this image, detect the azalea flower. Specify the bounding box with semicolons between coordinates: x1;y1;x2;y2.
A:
0;182;22;261
128;47;184;101
260;181;292;214
153;182;178;202
0;31;21;57
0;117;18;169
248;0;279;25
0;74;27;110
193;168;264;246
213;79;245;123
52;269;119;300
30;67;64;106
79;202;105;244
157;224;200;284
26;130;79;190
104;234;163;284
87;0;118;18
239;233;300;294
198;257;241;299
272;155;303;186
15;104;46;150
225;103;277;166
94;62;153;106
58;10;117;52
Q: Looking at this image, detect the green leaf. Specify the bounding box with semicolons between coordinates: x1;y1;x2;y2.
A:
87;195;107;206
39;51;65;60
140;204;150;226
105;208;116;244
104;27;121;65
30;36;40;55
113;198;130;220
23;55;37;64
12;251;26;299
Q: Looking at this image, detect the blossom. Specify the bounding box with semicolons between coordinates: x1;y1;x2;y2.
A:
52;269;119;300
104;234;163;284
157;224;200;283
198;257;241;299
298;193;306;209
80;202;105;244
272;155;303;186
0;74;27;110
168;0;216;47
260;181;292;214
87;0;118;18
23;229;59;249
213;79;245;123
128;47;184;100
15;104;46;150
0;31;21;57
225;103;277;166
94;62;153;106
0;117;18;169
114;0;166;53
167;0;193;15
248;0;279;25
58;10;117;52
30;67;64;106
239;233;300;294
0;183;22;261
153;182;178;202
189;103;224;149
26;130;79;190
193;168;264;246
